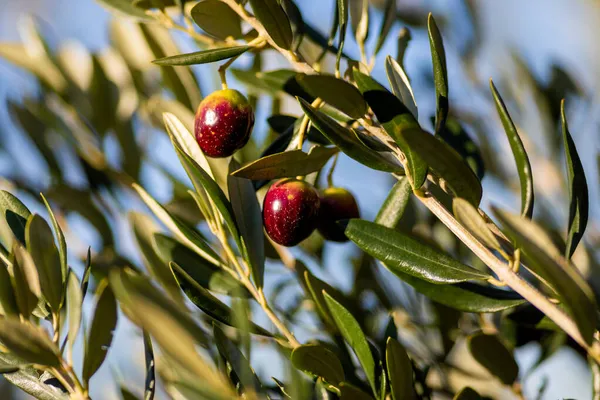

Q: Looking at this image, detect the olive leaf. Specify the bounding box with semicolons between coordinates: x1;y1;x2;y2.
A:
0;318;60;367
291;344;345;386
467;333;518;385
0;191;31;247
427;14;448;134
152;46;250;66
249;0;294;49
386;338;415;400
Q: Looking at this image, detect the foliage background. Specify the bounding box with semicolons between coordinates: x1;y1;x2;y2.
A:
0;0;599;398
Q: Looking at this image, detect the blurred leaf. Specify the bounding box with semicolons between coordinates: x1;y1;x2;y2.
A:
489;80;534;218
191;0;243;39
0;352;68;399
143;331;156;400
11;246;40;318
0;43;66;93
96;0;154;19
452;198;501;251
297;74;367;119
249;0;294;49
82;280;118;385
232;68;311;99
453;387;482;400
403;129;482;206
132;183;222;266
0;318;60;366
140;24;202;110
89;55;119;135
346;219;489;284
40;194;67;283
228;160;265;288
467;333;518;385
65;271;82;360
0;262;18;317
561;101;588;259
339;382;373;399
298;98;402;172
110;270;234;397
375;177;412;229
291;344;345;385
231;146;338;180
26;215;63;311
427;14;448;134
494;209;596;344
0;191;31;247
213;324;263;395
437;117;485;180
267;114;328;144
324;292;377;396
386;338;415;400
390;268;525;312
349;0;369;46
280;0;304;51
152;46;250;66
374;0;396;55
336;0;349;70
353;69;428;189
153;234;244;296
385;56;418;119
170;262;272;336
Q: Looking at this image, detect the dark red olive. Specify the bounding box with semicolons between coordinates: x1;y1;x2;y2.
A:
263;179;321;247
317;187;360;242
194;89;254;158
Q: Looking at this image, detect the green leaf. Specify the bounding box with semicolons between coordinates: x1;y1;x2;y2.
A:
375;177;412;229
385;56;417;119
291;344;345;385
401;128;482;206
386;338;415;400
110;270;234;396
213;324;263;395
339;383;374;399
0;191;32;247
65;271;82;361
152;46;250;66
346;219;489;284
40;194;67;282
0;318;60;366
298;98;402;173
191;0;243;40
249;0;294;49
437;117;485;180
336;0;349;71
0;361;19;374
228;160;265;288
153;234;244;296
82;280;118;385
353;69;428;189
493;209;597;344
452;198;501;251
132;183;222;267
170;262;272;336
427;14;448;134
389;268;525;312
232;68;312;99
296;74;367;119
453;387;482;400
561;101;588;259
467;333;518;385
96;0;154;19
489;80;534;218
323;292;377;396
11;246;40;318
0;353;68;400
0;262;18;317
374;0;396;55
26;215;63;311
349;0;369;46
231;146;338;180
143;331;156;400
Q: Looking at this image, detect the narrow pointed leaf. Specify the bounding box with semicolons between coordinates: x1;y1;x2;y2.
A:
386;338;415;400
40;194;67;281
11;246;40;318
561;101;588;259
353;69;428;189
152;46;250;66
0;262;18;317
494;209;596;344
427;14;448;134
349;0;369;46
385;56;417;118
228;160;265;288
489;80;534;218
346;219;489;283
336;0;349;70
296;74;367;119
66;271;82;360
249;0;294;49
96;0;154;19
374;0;396;55
323;292;377;396
231;147;338;180
82;280;118;385
467;333;518;385
170;262;272;336
452;198;501;251
375;177;412;229
454;387;482;400
291;344;345;385
26;215;63;311
298;98;402;172
143;331;156;400
0;318;60;366
0;191;31;247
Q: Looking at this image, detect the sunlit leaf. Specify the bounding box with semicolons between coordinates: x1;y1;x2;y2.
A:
249;0;294;49
0;191;31;247
191;0;243;40
152;46;250;66
375;177;412;229
96;0;154;19
385;56;417;119
40;194;67;282
65;271;82;361
427;14;448;134
452;198;501;251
